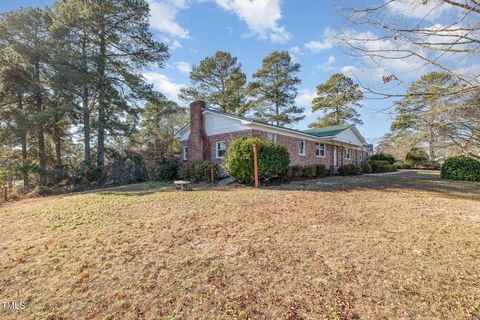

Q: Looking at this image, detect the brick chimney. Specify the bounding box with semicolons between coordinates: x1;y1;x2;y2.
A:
187;101;208;161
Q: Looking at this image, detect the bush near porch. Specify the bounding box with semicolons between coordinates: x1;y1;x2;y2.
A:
223;138;290;183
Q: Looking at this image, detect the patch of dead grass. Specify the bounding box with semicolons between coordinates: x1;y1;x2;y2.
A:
1;171;479;319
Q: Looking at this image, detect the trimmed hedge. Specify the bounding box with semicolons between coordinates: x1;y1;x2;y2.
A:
362;162;373;174
179;160;217;183
368;160;397;173
338;164;361;176
223;138;290;183
283;164;327;180
394;162;413;170
368;153;395;164
441;156;480;182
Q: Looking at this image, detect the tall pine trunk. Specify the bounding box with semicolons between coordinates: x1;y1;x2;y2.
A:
82;36;91;164
96;17;106;168
18;94;29;193
53;112;62;165
83;89;91;164
35;61;47;186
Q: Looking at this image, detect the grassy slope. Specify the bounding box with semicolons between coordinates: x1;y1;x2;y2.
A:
1;171;479;319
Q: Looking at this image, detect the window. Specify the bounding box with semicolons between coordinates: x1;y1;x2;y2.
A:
216;141;227;158
315;143;326;157
359;152;363;161
267;133;277;143
298;140;306;156
182;146;188;160
344;148;352;160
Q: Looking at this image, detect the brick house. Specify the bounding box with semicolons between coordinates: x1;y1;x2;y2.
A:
175;101;372;170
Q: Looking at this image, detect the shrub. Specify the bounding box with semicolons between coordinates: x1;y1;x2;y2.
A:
326;166;335;176
315;164;326;177
73;162;104;184
394;162;413;169
338;164;361;176
223;138;290;183
104;155;148;186
303;165;317;178
362;163;373;174
368;153;395;164
149;160;179;181
441;156;480;182
419;161;441;170
179;160;217;183
406;148;429;164
368;160;397;173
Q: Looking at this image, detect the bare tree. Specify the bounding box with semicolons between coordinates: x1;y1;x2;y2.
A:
438;91;480;159
340;0;480;98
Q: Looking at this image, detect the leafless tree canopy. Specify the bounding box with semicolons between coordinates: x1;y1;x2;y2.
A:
340;0;479;97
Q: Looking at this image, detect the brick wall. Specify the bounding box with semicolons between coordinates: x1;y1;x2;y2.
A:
181;128;368;169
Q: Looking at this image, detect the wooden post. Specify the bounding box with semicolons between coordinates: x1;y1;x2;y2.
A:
210;166;215;183
253;144;259;188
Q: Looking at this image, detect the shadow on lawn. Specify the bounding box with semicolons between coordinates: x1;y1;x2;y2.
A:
269;170;480;201
93;181;221;197
68;170;480;202
268;170;480;200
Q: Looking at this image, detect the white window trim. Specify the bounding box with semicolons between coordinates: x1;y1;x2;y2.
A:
267;133;277;143
315;143;326;158
299;140;306;156
182;146;188;160
216;141;226;159
344;148;352;160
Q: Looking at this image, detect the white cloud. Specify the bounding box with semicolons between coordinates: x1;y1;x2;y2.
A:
342;29;430;81
296;88;316;111
305;27;336;53
143;71;185;102
174;61;192;75
288;46;302;62
316;55;336;71
214;0;291;43
148;0;190;39
386;0;452;20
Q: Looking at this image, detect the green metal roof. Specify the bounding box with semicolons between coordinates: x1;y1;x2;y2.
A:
302;125;352;137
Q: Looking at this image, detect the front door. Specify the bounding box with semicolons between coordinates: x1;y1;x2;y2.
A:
333;146;338;167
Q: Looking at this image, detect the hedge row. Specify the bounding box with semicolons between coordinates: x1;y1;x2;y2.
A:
363;160;397;174
282;164;327;179
179;160;218;183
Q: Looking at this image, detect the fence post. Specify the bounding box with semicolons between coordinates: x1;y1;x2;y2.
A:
253;144;259;188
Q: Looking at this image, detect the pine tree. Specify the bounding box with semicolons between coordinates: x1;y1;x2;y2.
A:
179;51;250;115
391;72;455;160
0;8;53;186
55;0;169;168
309;73;363;128
249;51;304;126
138;94;186;158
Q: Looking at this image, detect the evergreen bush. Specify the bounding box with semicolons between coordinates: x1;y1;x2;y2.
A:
441;156;480;182
223;138;290;183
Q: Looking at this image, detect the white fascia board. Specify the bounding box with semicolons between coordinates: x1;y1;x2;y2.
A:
245;122;329;142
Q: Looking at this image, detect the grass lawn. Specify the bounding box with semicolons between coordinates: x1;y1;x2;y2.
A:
1;170;479;319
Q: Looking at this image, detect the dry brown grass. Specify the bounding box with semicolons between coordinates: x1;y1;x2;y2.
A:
1;170;479;319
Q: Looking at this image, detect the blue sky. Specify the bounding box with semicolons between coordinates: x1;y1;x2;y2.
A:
0;0;467;143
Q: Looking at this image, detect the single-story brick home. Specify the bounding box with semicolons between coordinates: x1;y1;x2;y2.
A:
175;101;372;169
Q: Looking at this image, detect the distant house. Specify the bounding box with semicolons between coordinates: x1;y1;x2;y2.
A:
175;101;372;169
